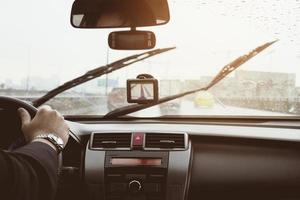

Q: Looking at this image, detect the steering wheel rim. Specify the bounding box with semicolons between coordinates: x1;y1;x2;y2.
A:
0;96;37;118
0;95;81;143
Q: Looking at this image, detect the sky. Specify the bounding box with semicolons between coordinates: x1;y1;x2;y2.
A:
0;0;300;90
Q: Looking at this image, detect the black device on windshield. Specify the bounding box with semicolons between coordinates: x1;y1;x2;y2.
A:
70;0;170;50
127;74;158;104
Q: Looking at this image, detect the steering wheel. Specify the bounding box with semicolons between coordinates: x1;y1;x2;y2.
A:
0;96;37;116
0;96;37;149
0;96;68;172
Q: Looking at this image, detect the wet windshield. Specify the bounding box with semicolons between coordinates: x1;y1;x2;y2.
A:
1;0;300;117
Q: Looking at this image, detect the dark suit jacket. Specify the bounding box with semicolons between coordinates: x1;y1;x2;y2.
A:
0;142;57;200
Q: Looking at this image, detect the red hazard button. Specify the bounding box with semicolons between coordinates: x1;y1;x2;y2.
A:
132;133;144;147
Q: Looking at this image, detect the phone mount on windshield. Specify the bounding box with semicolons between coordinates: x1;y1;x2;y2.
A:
127;74;158;104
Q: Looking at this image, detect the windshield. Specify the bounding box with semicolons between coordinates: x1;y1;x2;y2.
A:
1;0;300;117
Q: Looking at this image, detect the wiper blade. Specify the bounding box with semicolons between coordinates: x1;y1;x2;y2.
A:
32;47;176;107
104;40;278;118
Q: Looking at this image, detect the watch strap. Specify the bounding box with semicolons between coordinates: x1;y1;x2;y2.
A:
34;134;64;153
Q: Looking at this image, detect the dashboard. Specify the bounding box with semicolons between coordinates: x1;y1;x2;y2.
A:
57;119;300;200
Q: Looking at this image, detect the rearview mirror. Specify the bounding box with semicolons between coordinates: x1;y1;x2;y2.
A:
108;31;156;50
71;0;170;28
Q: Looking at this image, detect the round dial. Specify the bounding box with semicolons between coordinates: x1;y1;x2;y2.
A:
128;180;142;193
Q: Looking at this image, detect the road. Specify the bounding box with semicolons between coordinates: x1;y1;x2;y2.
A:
107;100;292;117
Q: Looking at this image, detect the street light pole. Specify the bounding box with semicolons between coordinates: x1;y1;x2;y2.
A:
105;47;109;95
26;45;31;96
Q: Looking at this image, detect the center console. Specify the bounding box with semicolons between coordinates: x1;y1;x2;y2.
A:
84;132;191;200
105;151;168;200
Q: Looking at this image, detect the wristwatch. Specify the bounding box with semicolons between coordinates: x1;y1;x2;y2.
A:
34;134;64;153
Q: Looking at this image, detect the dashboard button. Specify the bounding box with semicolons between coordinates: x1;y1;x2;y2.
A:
144;183;161;193
107;174;122;178
110;183;127;192
132;133;144;147
149;174;164;179
125;174;146;181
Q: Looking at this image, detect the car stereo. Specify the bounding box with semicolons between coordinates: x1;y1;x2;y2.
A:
110;158;162;166
104;151;168;200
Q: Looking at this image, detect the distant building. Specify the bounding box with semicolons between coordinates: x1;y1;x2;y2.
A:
184;77;211;91
182;70;297;104
183;78;210;100
235;70;296;100
160;79;183;96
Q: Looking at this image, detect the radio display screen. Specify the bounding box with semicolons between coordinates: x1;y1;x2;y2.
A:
110;158;162;166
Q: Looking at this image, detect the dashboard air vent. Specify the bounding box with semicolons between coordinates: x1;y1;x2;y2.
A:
145;133;186;149
91;133;132;149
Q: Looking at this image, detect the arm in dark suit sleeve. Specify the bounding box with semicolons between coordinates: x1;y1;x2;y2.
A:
0;142;58;200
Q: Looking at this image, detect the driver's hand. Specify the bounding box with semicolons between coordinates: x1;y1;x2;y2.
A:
18;105;69;148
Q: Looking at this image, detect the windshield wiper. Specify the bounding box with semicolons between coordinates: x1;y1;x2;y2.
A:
104;40;278;118
32;47;176;107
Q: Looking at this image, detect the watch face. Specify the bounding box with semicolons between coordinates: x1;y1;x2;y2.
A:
49;134;64;146
56;137;64;146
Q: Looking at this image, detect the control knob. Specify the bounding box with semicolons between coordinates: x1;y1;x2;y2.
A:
128;180;142;193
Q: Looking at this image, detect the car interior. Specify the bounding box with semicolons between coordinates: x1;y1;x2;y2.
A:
1;0;300;200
